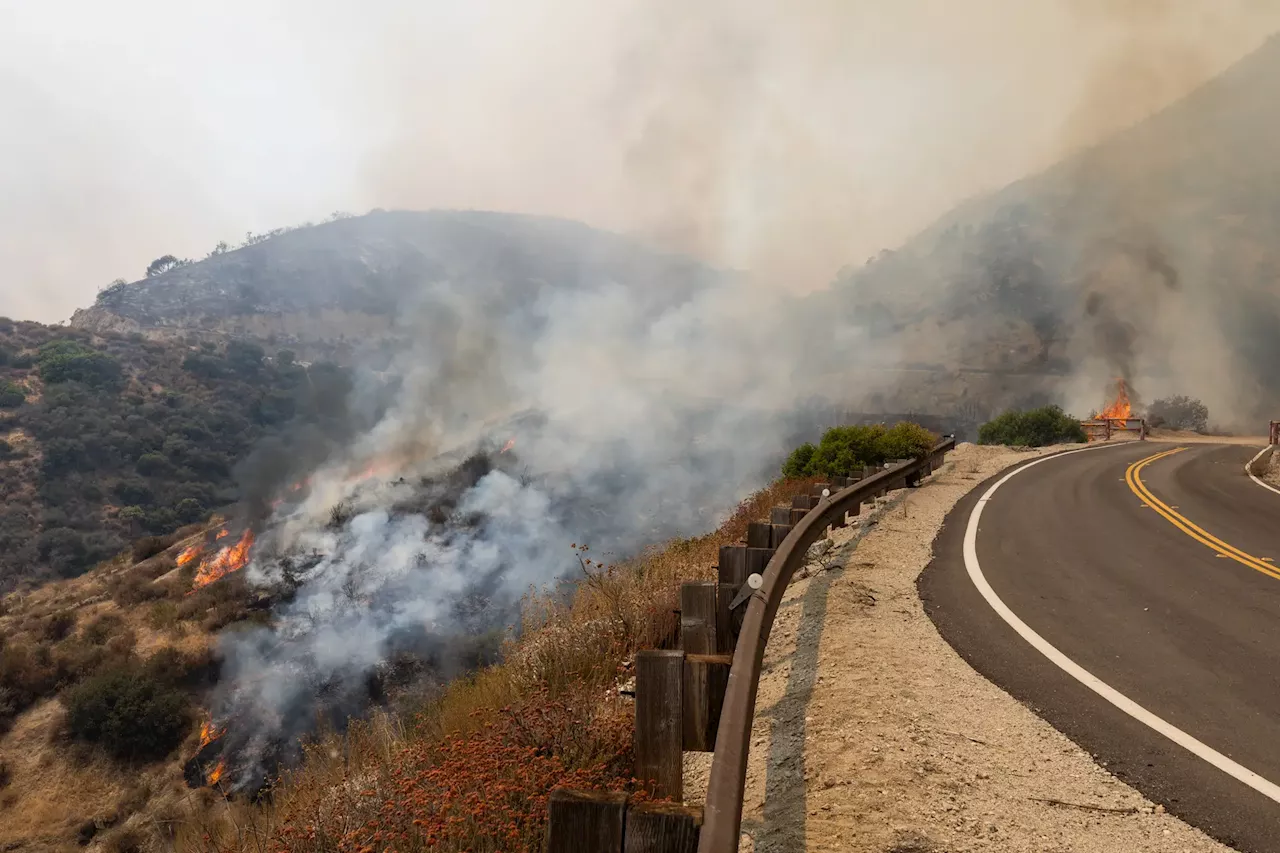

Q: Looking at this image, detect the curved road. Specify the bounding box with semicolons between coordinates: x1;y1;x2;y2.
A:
922;441;1280;852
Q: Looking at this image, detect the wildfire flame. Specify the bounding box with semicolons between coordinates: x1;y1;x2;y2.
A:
176;544;203;568
198;718;225;750
189;529;255;591
207;759;226;787
215;528;230;540
1097;378;1132;420
500;437;516;454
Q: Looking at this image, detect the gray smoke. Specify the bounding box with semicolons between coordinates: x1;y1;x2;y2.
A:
207;266;819;787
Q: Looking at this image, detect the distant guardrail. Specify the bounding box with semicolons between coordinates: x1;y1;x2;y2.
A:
544;438;956;853
1082;417;1147;442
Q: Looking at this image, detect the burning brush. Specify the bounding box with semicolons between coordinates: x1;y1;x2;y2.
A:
182;438;527;795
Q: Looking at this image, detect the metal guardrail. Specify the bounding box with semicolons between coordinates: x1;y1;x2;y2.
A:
697;437;956;853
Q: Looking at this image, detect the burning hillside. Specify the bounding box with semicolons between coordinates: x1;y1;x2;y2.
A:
183;435;539;794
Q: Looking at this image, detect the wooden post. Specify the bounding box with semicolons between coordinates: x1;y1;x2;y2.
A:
679;582;717;655
812;483;830;502
791;494;812;510
745;546;773;577
624;802;702;853
635;651;684;801
682;654;731;751
716;546;748;654
545;789;628;853
788;508;807;525
770;524;792;548
769;505;791;525
745;522;772;549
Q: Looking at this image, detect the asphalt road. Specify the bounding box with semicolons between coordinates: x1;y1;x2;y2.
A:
921;441;1280;852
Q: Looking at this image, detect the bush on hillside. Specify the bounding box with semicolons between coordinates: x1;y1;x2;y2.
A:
0;382;25;408
63;668;190;762
1146;395;1209;433
36;340;121;388
978;405;1086;447
782;421;937;479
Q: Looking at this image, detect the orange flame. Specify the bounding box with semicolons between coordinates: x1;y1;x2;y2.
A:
190;529;255;591
207;759;226;787
198;718;225;750
500;437;516;454
1097;378;1132;420
215;528;230;540
177;544;204;567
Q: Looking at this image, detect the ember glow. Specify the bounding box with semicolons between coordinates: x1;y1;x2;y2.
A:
198;718;225;750
207;759;226;787
190;529;255;591
1097;378;1133;420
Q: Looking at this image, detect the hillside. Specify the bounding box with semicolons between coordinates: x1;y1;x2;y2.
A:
71;210;719;365
0;321;362;592
806;33;1280;425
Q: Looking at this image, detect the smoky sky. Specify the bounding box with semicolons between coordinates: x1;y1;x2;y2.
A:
2;0;1278;323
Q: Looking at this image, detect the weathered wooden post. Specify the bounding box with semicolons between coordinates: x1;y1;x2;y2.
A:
745;522;772;549
769;523;792;548
769;505;791;524
679;582;717;655
716;546;748;653
624;803;702;853
635;650;685;800
682;654;731;751
545;790;628;853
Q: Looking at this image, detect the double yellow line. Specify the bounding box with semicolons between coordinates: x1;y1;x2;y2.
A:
1126;448;1280;581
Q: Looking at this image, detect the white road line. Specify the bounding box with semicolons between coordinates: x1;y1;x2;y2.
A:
965;444;1280;804
1245;446;1280;497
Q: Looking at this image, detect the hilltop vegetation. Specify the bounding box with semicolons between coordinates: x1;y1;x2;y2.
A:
0;320;358;590
73;209;718;365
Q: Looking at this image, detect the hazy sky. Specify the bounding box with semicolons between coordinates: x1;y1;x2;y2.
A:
2;0;1277;323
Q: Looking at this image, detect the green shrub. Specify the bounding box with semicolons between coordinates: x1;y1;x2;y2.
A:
36;340;121;388
1146;396;1209;432
63;668;190;761
978;405;1087;447
0;382;25;408
781;442;816;478
782;421;938;479
875;421;938;461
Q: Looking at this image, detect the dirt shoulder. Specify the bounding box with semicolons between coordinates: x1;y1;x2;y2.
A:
687;443;1233;853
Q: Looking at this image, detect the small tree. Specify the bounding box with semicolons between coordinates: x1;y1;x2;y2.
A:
145;255;180;277
1146;396;1209;433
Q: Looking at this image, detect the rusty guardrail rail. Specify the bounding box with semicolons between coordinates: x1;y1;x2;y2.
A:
696;437;955;852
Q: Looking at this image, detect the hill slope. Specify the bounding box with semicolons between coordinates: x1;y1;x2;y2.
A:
72;210;719;364
808;33;1280;425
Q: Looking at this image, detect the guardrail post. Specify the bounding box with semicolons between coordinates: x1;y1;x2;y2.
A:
788;507;807;525
717;546;748;654
769;523;792;547
680;582;718;655
624;802;702;853
635;650;685;800
745;522;772;549
682;654;731;751
769;506;791;524
545;789;628;852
